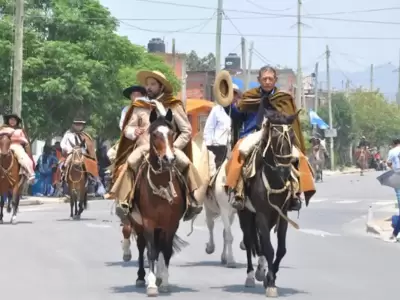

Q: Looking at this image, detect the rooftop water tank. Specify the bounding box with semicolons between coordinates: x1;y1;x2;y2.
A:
147;38;165;53
224;53;241;70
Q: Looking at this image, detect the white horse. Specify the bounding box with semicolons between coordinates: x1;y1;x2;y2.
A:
192;134;267;285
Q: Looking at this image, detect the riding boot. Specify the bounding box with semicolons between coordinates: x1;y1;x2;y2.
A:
183;191;203;221
229;188;245;210
115;201;131;225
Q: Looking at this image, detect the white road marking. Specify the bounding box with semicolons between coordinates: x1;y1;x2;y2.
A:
86;223;112;228
298;228;341;237
334;200;361;204
310;199;328;203
372;201;394;206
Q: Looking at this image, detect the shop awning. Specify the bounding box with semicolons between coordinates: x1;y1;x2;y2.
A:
186;99;215;113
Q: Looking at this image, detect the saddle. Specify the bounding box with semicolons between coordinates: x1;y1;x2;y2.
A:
64;153;99;180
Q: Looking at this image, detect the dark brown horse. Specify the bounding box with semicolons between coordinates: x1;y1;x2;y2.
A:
129;108;187;296
66;147;88;220
0;133;25;224
238;109;301;297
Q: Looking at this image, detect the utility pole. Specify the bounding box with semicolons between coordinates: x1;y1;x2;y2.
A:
247;41;254;90
172;38;176;71
370;64;373;91
215;0;223;73
12;0;24;116
295;0;302;108
241;37;248;89
397;49;400;105
326;45;334;170
314;62;319;111
345;79;350;99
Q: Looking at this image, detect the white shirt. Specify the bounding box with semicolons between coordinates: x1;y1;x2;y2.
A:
60;130;87;155
203;105;231;146
119;106;129;130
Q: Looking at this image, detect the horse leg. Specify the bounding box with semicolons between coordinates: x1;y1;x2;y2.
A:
135;232;146;287
6;191;12;213
238;209;256;288
69;189;74;220
74;190;79;218
0;195;4;224
204;204;216;254
255;213;278;297
77;190;85;218
272;219;288;284
10;184;20;224
221;212;236;268
158;235;174;293
144;229;159;296
121;224;132;262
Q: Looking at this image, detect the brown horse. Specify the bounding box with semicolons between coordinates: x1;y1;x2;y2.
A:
355;147;370;176
66;147;88;220
0;133;25;224
128;108;188;296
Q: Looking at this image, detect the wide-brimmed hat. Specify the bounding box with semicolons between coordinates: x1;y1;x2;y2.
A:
213;70;234;107
3;113;22;125
136;70;173;94
122;85;147;99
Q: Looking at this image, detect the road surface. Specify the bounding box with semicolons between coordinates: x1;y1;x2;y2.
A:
1;171;399;299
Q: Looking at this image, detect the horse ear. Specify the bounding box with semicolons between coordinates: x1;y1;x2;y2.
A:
165;109;173;123
149;109;158;123
287;109;302;124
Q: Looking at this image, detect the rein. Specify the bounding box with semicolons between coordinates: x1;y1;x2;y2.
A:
68;148;85;184
0;153;16;186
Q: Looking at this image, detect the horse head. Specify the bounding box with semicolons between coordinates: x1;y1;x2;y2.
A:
0;132;12;156
261;109;300;181
149;108;176;171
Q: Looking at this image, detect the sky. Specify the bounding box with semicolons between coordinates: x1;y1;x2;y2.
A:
100;0;400;76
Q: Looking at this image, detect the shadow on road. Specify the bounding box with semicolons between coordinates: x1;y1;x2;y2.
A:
111;284;198;294
177;260;247;268
0;221;33;225
211;284;308;296
104;261;138;268
55;218;97;222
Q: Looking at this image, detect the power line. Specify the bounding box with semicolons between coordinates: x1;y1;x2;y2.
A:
117;24;400;40
136;0;400;18
245;0;295;12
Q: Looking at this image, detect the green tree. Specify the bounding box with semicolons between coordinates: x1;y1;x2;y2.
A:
0;0;178;141
186;50;215;71
318;93;355;166
349;91;400;146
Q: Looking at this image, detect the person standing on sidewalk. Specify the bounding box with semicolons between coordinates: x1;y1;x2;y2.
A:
385;137;400;242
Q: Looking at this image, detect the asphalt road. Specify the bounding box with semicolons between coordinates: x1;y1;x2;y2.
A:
1;170;400;300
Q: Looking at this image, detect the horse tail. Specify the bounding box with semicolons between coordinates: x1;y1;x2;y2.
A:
249;214;262;258
172;233;189;255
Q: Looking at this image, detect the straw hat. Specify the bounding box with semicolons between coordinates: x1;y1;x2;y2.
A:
136;70;173;94
213;70;234;107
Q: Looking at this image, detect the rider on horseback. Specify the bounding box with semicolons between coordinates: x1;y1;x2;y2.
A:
108;70;203;223
223;66;316;210
60;116;99;183
0;112;35;184
358;136;370;149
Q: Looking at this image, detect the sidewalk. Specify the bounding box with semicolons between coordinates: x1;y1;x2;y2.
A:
324;167;374;176
366;204;398;239
19;194;106;206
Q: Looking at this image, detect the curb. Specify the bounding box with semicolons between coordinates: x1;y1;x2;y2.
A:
19;196;106;206
324;168;374;176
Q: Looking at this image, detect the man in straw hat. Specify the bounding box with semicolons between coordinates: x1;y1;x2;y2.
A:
220;66;315;211
203;83;241;169
109;70;203;222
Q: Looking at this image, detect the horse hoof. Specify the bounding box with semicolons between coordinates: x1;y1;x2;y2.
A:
205;243;215;254
266;287;278;298
122;253;132;262
75;215;81;220
255;268;265;282
0;219;3;224
135;279;146;287
10;216;17;225
245;277;256;288
159;285;169;293
221;256;227;265
226;261;237;268
70;217;74;221
239;241;246;250
146;286;158;297
155;277;162;287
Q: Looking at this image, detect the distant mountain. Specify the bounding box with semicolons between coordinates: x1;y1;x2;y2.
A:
318;63;398;101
